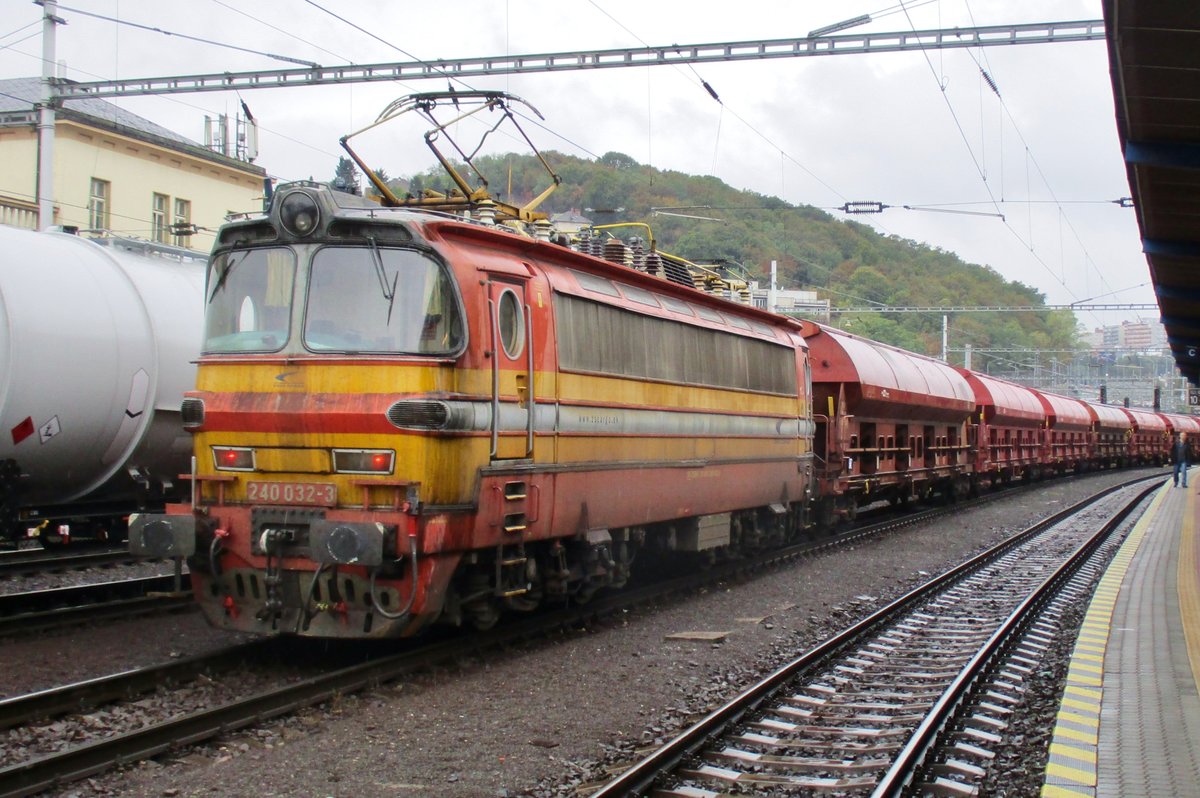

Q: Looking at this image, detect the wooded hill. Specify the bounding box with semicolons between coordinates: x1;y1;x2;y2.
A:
391;151;1080;363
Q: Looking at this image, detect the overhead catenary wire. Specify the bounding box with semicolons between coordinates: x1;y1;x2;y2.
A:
208;0;348;64
53;3;322;68
301;0;479;94
893;1;1119;325
0;186;209;237
586;0;852;208
0;31;39;53
3;38;346;177
0;21;39;42
957;1;1119;317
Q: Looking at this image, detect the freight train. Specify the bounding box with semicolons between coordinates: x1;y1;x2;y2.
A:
128;91;1191;638
0;226;206;547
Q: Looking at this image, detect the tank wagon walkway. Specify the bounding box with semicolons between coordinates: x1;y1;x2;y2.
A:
1041;475;1200;797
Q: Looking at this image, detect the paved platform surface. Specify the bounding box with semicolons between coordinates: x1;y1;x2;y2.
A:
1042;475;1200;797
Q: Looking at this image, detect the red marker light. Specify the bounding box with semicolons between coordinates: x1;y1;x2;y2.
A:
213;447;254;471
331;449;393;474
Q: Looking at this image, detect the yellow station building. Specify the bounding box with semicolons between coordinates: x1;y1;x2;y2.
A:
0;76;265;251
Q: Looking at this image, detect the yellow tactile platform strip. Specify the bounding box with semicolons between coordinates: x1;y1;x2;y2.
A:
1182;479;1200;709
1040;482;1170;798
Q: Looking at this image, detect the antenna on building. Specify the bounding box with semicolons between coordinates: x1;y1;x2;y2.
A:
237;100;258;163
204;114;228;156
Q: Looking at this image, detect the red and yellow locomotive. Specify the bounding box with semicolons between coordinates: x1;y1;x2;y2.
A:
131;172;815;637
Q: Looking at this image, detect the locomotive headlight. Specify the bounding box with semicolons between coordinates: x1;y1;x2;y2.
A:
279;190;320;237
213;446;256;471
332;449;394;474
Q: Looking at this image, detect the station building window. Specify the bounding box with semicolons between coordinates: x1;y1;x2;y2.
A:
152;192;169;243
88;178;110;231
173;198;192;247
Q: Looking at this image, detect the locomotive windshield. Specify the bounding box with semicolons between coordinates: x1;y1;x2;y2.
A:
203;247;296;353
303;246;464;355
201;244;464;355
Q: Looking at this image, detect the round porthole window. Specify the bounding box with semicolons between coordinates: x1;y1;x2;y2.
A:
497;289;524;358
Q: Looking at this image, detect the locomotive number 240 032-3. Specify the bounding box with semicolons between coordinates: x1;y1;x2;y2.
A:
246;482;337;506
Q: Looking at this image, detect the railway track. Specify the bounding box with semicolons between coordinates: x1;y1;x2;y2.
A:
0;473;1160;797
0;574;193;638
590;476;1160;797
0;546;142;578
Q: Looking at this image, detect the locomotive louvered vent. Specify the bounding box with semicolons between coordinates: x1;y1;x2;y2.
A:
661;256;697;289
180;398;205;429
387;400;450;430
218;222;277;246
328;221;412;242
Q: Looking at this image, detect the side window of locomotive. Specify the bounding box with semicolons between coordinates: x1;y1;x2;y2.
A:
203;247;296;353
496;289;525;358
304;246;464;354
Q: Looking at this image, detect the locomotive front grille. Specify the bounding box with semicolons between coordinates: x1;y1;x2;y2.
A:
387;400;450;430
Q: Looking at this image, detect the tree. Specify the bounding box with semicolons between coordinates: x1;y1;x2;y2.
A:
331;156;361;195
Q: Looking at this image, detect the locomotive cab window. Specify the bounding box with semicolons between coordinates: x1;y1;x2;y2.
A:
203;247;296;353
304;246;464;355
496;288;525;358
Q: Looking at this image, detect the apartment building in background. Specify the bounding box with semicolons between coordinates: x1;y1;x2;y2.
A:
0;77;265;250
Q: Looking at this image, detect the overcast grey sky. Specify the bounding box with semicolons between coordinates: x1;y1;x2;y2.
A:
1;1;1150;331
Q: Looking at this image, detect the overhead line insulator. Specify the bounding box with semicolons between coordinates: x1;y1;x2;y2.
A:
840;201;888;214
980;69;1000;97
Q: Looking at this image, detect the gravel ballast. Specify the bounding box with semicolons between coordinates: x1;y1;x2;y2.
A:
0;468;1165;798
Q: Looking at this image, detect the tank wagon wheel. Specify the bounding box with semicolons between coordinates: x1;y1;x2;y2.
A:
38;525;69;549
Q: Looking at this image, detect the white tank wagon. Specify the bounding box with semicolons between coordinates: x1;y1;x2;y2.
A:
0;227;206;545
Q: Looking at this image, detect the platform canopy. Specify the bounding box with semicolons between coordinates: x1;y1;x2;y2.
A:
1104;2;1200;384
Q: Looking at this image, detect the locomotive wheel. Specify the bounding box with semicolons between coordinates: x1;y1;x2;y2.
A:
466;598;502;631
572;582;600;605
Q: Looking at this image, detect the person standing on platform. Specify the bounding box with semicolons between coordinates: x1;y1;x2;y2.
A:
1171;432;1189;488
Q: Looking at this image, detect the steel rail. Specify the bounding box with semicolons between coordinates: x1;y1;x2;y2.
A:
589;473;1163;797
0;639;279;731
871;479;1160;796
0;547;142;578
0;575;193;638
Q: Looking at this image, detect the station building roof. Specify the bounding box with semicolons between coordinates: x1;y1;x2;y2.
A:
1104;2;1200;384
